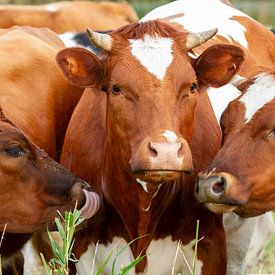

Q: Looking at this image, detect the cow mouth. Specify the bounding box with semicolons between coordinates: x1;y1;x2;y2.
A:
205;202;238;214
79;189;100;219
134;170;182;183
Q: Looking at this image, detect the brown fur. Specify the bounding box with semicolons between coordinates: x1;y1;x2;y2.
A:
0;26;86;273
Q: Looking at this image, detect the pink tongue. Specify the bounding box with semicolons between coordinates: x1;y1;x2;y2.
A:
80;190;100;219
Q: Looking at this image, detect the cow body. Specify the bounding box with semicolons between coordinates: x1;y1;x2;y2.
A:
0;1;138;34
57;17;245;273
0;26;100;273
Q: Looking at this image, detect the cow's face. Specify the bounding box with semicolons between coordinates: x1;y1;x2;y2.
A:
195;73;275;217
0;124;100;232
57;21;244;185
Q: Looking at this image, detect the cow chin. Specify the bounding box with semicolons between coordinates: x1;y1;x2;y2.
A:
205;203;238;214
135;170;182;184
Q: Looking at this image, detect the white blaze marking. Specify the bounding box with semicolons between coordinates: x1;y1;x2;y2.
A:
129;34;173;80
163;130;177;143
207;84;242;123
136;178;148;192
141;0;249;48
239;73;275;123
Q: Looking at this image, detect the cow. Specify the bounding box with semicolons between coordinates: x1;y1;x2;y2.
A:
0;1;138;34
140;0;275;274
0;26;101;274
57;18;245;274
196;71;275;217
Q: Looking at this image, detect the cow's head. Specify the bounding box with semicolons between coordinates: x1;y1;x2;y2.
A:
195;72;275;217
0;119;100;232
57;20;244;186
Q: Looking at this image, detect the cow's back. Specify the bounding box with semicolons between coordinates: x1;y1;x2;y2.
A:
0;26;83;159
0;1;138;33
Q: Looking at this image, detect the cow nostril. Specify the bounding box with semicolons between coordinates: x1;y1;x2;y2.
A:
177;142;184;157
82;181;92;191
148;142;158;157
212;177;226;194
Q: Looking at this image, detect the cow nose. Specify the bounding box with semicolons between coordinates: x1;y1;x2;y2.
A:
195;174;227;202
148;141;183;158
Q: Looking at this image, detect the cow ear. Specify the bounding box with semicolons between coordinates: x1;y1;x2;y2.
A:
56;47;103;87
195;45;245;87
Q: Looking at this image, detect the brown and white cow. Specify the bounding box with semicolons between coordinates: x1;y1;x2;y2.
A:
57;19;244;274
0;1;138;34
141;0;275;274
196;71;275;217
0;26;100;273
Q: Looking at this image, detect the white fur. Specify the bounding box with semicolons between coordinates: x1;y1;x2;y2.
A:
223;212;275;275
59;32;79;48
207;84;242;123
141;0;249;48
76;237;203;275
129;34;173;80
141;184;162;212
136;178;148;193
45;4;58;12
239;73;275;123
163;130;177;143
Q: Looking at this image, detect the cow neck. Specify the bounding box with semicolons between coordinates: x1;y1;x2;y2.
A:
102;154;182;261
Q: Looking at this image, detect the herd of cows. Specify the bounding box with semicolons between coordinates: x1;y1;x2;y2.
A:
0;0;274;274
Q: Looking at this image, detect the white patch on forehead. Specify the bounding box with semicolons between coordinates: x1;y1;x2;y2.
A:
239;73;275;123
207;84;242;123
136;178;148;192
141;0;249;48
45;4;58;12
163;130;178;143
129;34;173;80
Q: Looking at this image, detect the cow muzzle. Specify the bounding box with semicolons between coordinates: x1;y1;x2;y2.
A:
70;181;100;219
195;171;247;214
131;136;193;183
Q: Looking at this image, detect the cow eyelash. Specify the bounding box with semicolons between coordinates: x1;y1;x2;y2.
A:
190;83;197;93
268;128;275;138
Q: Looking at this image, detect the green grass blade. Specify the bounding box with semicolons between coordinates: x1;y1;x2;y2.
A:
119;255;146;274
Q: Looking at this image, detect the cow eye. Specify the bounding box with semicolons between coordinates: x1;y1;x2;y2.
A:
268;128;275;138
5;144;25;157
190;83;197;93
112;85;121;95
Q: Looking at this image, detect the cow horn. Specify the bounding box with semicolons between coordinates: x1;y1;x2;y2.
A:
86;28;112;52
186;28;218;50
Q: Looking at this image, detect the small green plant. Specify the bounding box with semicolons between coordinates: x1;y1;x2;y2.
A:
40;207;83;275
41;207;145;275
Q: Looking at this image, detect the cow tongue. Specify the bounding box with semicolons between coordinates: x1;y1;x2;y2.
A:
79;189;100;219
